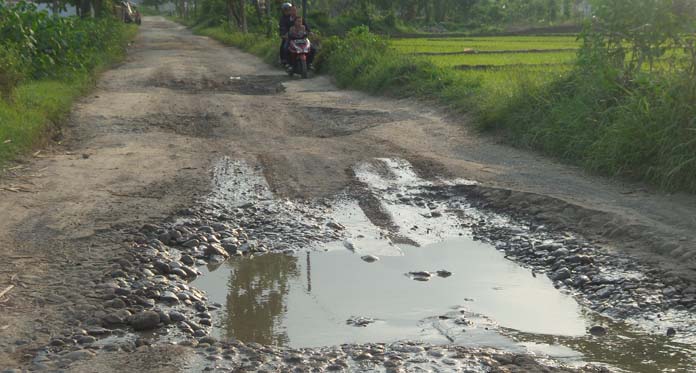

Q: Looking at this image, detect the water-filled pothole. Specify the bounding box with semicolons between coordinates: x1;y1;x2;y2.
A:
194;237;587;356
187;157;696;372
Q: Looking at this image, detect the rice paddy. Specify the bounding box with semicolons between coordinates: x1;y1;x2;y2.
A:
389;35;579;114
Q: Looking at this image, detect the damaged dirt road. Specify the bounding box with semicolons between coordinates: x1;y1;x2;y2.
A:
1;16;696;372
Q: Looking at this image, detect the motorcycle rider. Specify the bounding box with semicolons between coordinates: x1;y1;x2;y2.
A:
279;3;315;68
287;16;316;67
279;3;295;66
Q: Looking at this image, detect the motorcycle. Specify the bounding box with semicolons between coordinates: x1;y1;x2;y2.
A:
287;37;311;79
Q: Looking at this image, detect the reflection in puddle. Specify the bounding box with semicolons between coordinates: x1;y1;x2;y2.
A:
193;237;696;371
194;237;586;348
202;254;299;346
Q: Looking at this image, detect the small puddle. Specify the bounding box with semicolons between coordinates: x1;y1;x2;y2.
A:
193;237;587;355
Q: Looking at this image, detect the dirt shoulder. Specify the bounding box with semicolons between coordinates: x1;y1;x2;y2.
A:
0;16;695;370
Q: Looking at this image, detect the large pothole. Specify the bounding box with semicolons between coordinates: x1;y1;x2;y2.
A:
29;157;696;372
188;157;696;372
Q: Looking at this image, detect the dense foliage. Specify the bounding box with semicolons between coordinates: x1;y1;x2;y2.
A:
0;0;130;89
174;0;590;35
0;0;135;163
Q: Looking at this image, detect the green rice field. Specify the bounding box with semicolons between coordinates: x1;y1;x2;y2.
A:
389;35;579;115
391;36;580;54
391;35;579;68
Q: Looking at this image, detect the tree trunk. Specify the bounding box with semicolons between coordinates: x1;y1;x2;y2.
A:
228;0;239;25
254;0;263;22
229;0;246;32
404;0;417;20
240;0;248;33
94;0;102;17
80;0;91;18
424;1;432;22
435;0;446;22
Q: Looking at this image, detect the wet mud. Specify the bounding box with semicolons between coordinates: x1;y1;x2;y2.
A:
146;75;286;95
292;107;409;138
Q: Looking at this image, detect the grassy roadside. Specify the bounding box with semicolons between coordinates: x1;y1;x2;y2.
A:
0;24;137;166
176;18;696;193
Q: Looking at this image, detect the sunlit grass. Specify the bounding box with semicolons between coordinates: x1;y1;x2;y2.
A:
391;36;580;54
425;51;576;67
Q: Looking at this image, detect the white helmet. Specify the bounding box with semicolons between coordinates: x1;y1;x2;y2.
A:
281;2;293;9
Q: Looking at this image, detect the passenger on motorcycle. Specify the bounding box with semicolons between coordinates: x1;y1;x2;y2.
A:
288;16;307;39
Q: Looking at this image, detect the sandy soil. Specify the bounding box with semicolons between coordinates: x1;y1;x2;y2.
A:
1;16;695;370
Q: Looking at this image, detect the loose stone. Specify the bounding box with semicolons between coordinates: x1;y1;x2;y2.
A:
130;311;161;331
589;326;607;336
361;255;379;263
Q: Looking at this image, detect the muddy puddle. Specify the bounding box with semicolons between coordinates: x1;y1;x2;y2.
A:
194;237;585;347
194;238;695;372
186;157;695;372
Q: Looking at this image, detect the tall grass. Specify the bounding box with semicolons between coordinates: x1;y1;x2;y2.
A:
483;68;696;191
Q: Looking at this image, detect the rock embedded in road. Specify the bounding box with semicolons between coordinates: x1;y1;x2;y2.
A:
204;243;230;259
104;298;126;309
130;310;161;331
550;267;571;281
361;255;379;263
62;350;95;362
160;291;180;303
589;326;607;336
346;316;375;327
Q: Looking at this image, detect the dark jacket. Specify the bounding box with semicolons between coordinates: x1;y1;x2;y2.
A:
279;14;310;36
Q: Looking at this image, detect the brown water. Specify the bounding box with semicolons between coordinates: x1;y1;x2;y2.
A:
193;237;696;372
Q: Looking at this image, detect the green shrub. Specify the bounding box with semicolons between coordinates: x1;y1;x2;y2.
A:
0;45;25;96
0;0;132;80
0;0;136;165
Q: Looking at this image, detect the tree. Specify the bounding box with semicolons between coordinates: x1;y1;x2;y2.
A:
227;0;247;32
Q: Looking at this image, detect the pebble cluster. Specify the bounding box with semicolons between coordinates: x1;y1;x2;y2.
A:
24;198;347;371
181;339;606;373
